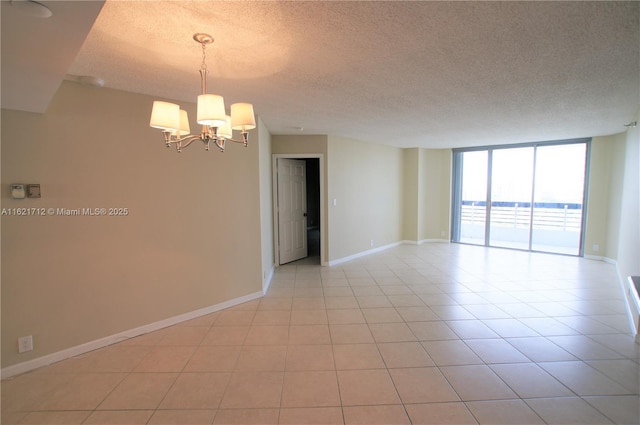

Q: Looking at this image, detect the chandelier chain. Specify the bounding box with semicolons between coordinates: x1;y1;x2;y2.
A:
201;42;207;71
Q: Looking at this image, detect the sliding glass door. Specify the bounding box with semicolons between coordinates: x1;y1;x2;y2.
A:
452;140;589;256
531;143;587;254
489;147;534;250
456;150;488;245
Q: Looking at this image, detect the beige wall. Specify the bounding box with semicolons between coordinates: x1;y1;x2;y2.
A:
273;137;450;260
584;124;639;331
596;112;640;332
421;149;452;241
1;82;264;368
273;134;403;263
402;148;452;243
402;149;420;241
272;135;328;156
604;135;626;261
585;135;624;257
613;117;640;280
258;118;274;289
327;135;403;261
585;131;638;267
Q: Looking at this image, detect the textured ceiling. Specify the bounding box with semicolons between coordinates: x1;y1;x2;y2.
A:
1;0;104;113
3;1;640;148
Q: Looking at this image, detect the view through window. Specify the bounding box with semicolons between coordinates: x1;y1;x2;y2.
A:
452;140;589;256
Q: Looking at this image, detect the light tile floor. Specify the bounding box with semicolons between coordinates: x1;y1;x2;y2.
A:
3;244;639;424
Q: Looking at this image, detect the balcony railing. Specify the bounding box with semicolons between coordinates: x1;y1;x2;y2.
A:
461;201;582;231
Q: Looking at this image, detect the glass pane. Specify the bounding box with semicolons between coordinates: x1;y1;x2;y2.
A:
531;144;586;255
489;147;534;250
459;151;488;245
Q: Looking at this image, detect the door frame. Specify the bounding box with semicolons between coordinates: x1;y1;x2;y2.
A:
272;153;326;266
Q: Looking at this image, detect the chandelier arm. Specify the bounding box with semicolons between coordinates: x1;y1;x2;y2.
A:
177;134;206;149
214;138;226;152
220;132;249;147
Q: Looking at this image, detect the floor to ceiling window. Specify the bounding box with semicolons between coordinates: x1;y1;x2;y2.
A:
454;150;488;246
451;139;589;256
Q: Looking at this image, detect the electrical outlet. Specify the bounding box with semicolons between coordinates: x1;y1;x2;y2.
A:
18;335;33;353
593;244;600;252
370;239;374;247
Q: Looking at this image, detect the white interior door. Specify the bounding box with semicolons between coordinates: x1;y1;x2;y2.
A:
278;159;308;264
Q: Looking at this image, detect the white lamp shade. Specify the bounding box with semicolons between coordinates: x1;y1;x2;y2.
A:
197;94;226;127
150;101;180;130
175;109;191;136
218;115;233;139
231;102;256;130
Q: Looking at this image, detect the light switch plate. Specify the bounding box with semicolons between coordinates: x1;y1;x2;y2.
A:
11;184;25;199
27;184;41;198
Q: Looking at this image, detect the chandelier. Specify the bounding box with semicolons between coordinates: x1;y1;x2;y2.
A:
149;33;256;153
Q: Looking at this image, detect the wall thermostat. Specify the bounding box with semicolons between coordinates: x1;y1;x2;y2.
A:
11;184;26;199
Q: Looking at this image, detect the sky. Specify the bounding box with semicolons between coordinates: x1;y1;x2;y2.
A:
461;143;587;205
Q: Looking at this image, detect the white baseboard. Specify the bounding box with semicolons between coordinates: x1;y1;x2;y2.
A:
328;241;403;266
328;239;449;265
1;290;263;380
584;257;637;336
584;254;605;261
627;276;640;314
610;262;639;337
584;255;617;264
262;264;275;294
622;273;640;336
403;239;450;245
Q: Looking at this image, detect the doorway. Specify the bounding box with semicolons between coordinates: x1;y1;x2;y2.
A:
273;155;324;265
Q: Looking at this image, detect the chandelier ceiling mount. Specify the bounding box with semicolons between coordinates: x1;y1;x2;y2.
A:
193;33;214;45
